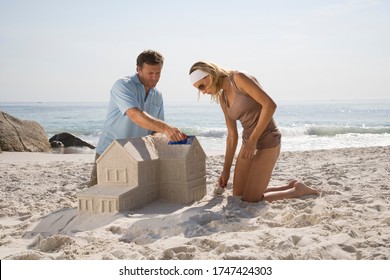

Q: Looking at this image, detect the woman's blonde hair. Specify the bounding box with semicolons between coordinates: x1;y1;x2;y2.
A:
189;61;232;103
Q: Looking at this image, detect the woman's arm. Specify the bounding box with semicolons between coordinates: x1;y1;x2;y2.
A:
219;96;239;187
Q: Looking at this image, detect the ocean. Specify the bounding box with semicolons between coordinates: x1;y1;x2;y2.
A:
1;99;390;155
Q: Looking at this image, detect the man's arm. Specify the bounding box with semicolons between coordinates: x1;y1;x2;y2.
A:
126;107;187;142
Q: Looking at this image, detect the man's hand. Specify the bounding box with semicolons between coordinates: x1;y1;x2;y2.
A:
164;126;188;142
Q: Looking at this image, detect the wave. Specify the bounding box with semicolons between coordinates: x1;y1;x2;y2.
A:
181;127;227;138
281;126;390;137
47;126;390;145
185;126;390;138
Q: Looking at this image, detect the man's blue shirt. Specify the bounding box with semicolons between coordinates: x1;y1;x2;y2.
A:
96;74;164;155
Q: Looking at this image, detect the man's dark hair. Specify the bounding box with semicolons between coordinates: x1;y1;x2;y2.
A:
136;49;164;67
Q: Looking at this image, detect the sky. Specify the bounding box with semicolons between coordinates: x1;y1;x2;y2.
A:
0;0;389;104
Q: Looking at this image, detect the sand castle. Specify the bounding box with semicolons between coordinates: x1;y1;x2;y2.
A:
77;135;206;213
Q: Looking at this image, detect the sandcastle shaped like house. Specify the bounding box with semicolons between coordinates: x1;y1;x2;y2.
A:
77;135;206;214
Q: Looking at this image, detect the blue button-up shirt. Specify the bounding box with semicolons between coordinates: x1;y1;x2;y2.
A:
96;74;165;155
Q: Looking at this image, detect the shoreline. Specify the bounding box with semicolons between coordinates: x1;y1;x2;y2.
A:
0;151;95;163
0;148;226;162
1;145;389;260
2;143;390;161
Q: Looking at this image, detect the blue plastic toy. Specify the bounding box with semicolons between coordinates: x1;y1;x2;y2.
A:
168;135;195;145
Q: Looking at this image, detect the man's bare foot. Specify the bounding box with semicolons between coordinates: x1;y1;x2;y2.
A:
294;181;320;197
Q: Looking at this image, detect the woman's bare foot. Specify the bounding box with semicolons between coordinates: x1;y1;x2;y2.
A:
288;179;298;188
264;179;298;193
294;181;320;197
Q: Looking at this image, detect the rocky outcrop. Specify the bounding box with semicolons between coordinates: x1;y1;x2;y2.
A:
49;132;95;149
0;111;51;152
49;140;64;148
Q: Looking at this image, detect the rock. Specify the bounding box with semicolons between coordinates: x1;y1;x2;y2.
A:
49;132;95;149
0;111;51;152
50;140;64;148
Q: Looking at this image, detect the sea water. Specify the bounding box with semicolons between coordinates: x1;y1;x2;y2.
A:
1;99;390;155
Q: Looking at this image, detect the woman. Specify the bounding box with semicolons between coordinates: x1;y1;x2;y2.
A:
189;61;319;202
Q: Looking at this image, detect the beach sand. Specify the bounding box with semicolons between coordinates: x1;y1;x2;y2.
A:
0;146;389;260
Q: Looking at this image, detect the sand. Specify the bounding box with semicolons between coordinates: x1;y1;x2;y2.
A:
0;146;389;260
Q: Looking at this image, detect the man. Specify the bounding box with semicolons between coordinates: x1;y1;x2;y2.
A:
88;49;187;186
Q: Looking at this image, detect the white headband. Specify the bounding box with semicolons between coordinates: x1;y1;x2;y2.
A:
190;69;209;85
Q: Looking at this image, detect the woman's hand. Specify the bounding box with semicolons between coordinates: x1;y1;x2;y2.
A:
218;171;230;188
240;140;257;160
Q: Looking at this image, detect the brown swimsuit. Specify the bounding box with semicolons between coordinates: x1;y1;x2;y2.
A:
221;72;281;150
